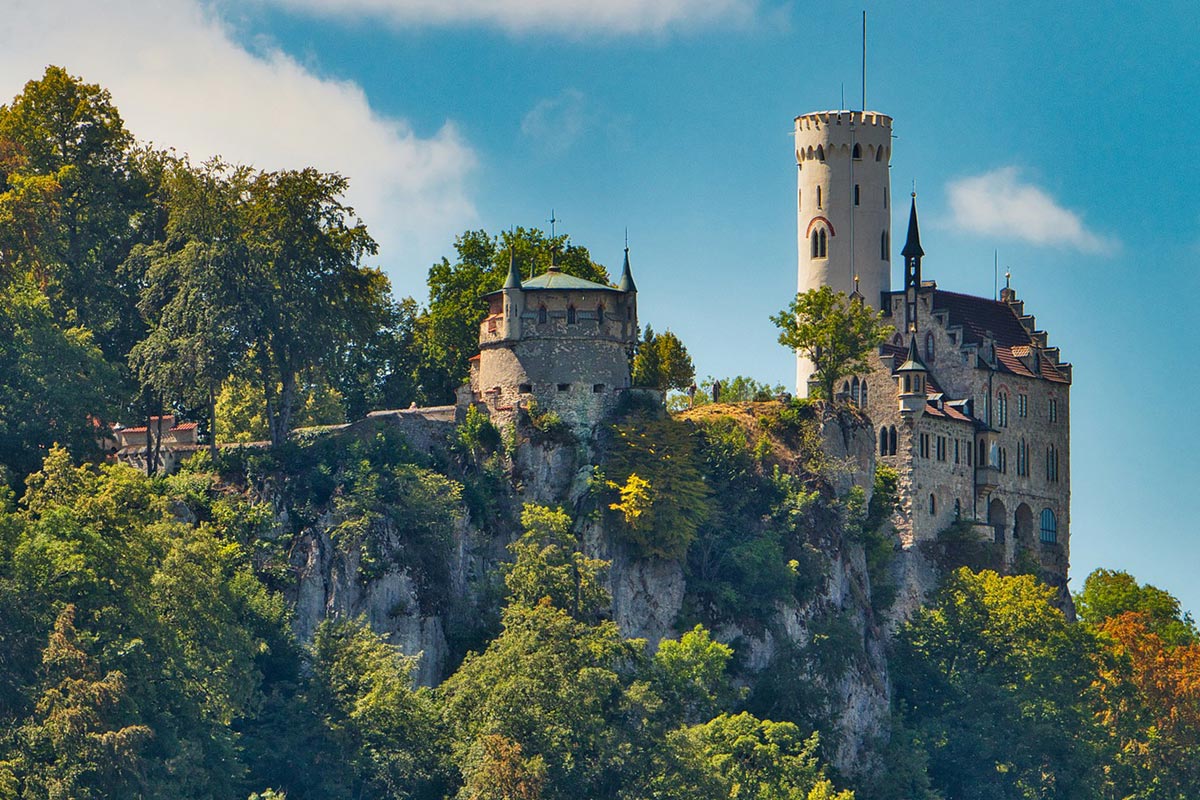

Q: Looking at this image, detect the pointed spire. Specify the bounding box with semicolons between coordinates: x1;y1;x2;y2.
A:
617;237;637;293
898;334;928;373
503;246;522;290
901;193;924;258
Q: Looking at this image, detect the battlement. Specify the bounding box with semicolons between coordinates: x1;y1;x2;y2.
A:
794;110;893;129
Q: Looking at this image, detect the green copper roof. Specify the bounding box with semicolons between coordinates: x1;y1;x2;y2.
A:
897;335;928;372
520;268;619;292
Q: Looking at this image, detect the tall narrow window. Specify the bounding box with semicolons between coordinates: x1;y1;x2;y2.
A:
851;377;860;406
884;186;888;207
880;427;888;455
811;230;819;258
852;143;862;159
881;230;888;260
954;498;961;520
854;184;860;205
816;185;822;208
997;392;1009;426
537;305;548;324
1040;508;1058;543
1049;398;1058;422
596;303;605;322
566;305;577;324
954;439;960;463
876;147;884;162
929;494;937;515
798;188;802;208
1018;393;1028;417
861;382;868;407
889;426;897;456
925;332;935;363
817;145;825;161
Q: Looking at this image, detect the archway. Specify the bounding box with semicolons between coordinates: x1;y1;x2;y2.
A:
1014;503;1034;544
988;498;1007;544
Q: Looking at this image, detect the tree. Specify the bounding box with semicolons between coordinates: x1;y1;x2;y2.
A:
503;504;609;620
1094;611;1200;798
632;327;695;392
891;568;1106;800
8;606;150;800
417;228;610;404
1076;568;1198;647
0;279;116;482
770;286;891;401
0;66;157;364
307;617;449;800
128;158;252;454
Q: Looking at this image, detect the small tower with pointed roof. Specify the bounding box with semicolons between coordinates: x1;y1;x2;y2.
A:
896;335;928;416
463;246;640;429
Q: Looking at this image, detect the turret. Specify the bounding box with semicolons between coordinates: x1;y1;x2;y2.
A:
795;110;893;394
501;247;524;340
897;335;927;416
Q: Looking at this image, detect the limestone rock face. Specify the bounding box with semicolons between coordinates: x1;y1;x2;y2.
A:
273;405;899;775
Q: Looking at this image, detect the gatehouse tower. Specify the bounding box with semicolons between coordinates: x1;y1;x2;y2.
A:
795;110;893;394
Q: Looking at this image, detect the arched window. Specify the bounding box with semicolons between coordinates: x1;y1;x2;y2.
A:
854;184;860;205
876;146;884;162
852;143;862;159
816;185;823;208
810;228;827;258
567;305;577;324
954;498;962;520
880;427;888;455
851;377;860;406
537;305;548;324
892;332;902;346
596;303;605;322
888;426;897;456
997;391;1008;426
929;494;937;515
881;230;889;260
861;381;868;408
924;332;935;363
841;380;850;399
817;145;825;161
1046;445;1059;482
1040;508;1058;543
903;374;911;393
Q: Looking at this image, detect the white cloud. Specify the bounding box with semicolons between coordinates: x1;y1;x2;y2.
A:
946;167;1115;254
261;0;758;35
0;0;477;297
521;89;587;155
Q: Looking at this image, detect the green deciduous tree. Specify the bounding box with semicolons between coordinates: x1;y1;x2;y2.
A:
1076;568;1198;647
770;287;891;401
307;616;449;800
0;279;116;482
504;504;608;620
892;568;1106;800
417;228;610;404
0;66;157;364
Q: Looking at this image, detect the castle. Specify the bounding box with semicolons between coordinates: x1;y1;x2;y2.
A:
795;110;1071;591
459;107;1071;593
458;248;640;429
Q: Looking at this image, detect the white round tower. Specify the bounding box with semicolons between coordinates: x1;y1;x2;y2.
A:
794;110;893;395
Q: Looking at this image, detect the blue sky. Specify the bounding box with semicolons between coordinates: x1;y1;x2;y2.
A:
5;0;1198;616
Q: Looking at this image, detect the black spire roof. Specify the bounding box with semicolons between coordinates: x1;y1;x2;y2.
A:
901;194;924;259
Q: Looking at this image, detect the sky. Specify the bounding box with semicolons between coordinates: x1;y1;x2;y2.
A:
3;0;1198;617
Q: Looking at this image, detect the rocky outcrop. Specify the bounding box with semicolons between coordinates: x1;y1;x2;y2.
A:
272;402;896;775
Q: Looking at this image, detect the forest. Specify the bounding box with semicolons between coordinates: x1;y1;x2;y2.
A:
0;66;1197;800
